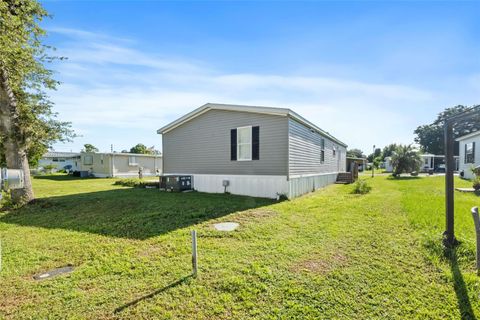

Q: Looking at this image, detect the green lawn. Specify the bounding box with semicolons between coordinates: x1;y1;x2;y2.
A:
0;174;479;319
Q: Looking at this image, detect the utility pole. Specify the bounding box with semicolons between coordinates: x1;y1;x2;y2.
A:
443;106;480;247
444;121;455;246
372;145;375;178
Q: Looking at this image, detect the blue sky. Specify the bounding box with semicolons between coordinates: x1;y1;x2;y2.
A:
41;1;480;154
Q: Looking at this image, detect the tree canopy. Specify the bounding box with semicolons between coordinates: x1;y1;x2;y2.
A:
414;105;480;155
82;144;98;153
367;148;382;162
347;148;365;159
130;143;150;154
129;143;160;155
382;143;399;159
0;0;74;166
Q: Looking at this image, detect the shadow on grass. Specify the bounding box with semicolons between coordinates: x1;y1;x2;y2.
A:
114;274;192;314
425;239;477;319
33;175;98;181
0;188;274;240
386;176;422;181
444;247;477;320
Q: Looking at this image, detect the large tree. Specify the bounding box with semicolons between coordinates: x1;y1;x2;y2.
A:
414;105;480;155
0;0;73;204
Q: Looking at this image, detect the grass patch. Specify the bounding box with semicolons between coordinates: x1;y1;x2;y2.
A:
0;175;479;318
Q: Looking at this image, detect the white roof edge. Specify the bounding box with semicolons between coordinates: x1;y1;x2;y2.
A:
82;152;162;157
156;103;289;134
157;103;347;147
455;130;480;141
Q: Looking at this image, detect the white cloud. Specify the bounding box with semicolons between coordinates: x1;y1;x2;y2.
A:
49;27;441;153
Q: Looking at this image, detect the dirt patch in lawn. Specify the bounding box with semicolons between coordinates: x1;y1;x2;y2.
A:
137;244;169;258
291;251;348;274
0;290;30;317
234;209;278;222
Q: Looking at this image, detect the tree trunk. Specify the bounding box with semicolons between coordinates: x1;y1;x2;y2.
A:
0;67;34;205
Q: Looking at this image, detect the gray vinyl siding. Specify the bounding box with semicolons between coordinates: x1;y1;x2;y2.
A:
162;110;289;175
288;118;346;176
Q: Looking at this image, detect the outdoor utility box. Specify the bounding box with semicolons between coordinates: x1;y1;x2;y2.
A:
79;171;90;178
0;168;25;190
160;175;192;192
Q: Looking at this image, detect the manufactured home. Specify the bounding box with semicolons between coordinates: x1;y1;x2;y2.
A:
456;131;480;179
157;103;347;199
38;152;81;172
78;152;162;178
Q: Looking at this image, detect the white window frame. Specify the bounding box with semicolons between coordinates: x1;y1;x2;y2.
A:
237;126;252;161
129;156;138;166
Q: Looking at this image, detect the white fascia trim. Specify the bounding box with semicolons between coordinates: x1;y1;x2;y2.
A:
157;103;288;134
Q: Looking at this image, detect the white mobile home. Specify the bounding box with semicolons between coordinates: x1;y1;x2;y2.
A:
157;103;347;199
38;152;81;172
78;152;162;178
456;131;480;179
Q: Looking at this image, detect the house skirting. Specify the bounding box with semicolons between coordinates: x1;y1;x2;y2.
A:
192;174;288;199
177;172;339;199
91;172;158;178
287;173;338;199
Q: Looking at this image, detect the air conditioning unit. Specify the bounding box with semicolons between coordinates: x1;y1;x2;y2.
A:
159;175;192;192
1;168;25;190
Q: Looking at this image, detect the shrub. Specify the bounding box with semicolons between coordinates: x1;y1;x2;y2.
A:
352;180;372;195
0;190;12;209
113;178;158;188
473;177;480;191
42;164;57;173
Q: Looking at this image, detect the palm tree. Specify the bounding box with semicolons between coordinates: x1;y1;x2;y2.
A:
391;144;422;176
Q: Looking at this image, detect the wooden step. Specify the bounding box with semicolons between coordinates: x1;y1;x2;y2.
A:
336;172;354;184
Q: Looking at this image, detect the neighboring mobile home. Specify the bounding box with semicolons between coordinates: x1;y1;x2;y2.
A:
456;131;480;179
157;103;347;199
419;154;459;173
38;151;81;172
78;152;162;178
